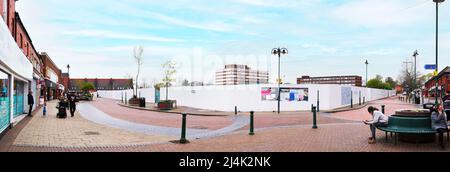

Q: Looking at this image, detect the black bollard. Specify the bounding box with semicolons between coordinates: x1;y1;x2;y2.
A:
235;106;238;115
180;113;189;144
351;92;353;108
381;105;385;114
312;106;318;129
359;91;362;106
249;111;255;135
363;97;365;104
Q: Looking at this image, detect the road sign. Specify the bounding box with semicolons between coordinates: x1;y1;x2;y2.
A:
425;64;436;70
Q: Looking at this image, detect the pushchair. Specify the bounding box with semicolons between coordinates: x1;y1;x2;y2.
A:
56;100;68;119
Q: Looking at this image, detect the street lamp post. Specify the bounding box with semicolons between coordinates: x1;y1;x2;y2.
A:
413;50;418;88
272;47;288;114
433;0;445;105
365;60;369;87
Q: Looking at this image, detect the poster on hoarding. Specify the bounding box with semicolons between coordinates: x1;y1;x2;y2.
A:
262;87;309;101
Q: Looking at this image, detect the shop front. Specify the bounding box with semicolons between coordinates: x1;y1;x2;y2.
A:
0;15;33;134
0;70;10;133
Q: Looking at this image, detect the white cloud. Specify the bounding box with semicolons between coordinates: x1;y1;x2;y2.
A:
331;0;431;28
62;30;185;43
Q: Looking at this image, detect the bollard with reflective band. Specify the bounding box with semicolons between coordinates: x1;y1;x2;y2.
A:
180;113;189;144
312;106;318;129
249;111;255;135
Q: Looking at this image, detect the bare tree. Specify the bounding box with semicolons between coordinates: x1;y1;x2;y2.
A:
133;46;144;96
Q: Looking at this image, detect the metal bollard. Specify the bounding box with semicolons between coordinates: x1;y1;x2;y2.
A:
317;90;320;112
382;105;385;114
311;104;314;112
249;111;255;135
180;113;189;144
121;92;124;103
235;106;238;115
125;92;127;104
359;91;362;105
363;97;365;104
312;106;318;129
351;93;353;108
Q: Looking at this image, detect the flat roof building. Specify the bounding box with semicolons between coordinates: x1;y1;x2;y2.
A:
297;75;363;87
216;64;269;85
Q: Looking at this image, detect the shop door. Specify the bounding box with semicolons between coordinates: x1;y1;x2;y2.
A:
13;80;24;118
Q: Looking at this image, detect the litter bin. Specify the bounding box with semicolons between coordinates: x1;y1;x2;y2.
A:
415;97;421;104
139;98;146;108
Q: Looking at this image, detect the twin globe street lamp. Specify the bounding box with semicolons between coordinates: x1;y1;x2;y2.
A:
272;47;288;114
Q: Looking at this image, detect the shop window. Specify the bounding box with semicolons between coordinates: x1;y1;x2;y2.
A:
0;70;10;132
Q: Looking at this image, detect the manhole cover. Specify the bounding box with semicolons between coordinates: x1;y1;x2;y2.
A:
84;131;100;135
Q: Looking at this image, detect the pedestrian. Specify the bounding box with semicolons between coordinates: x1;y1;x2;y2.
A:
68;93;77;117
43;102;47;117
363;106;389;144
431;104;448;150
27;91;34;117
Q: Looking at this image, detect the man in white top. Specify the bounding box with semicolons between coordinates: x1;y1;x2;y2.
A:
363;106;389;144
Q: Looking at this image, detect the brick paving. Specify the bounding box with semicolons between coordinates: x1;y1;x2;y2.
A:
77;102;249;139
1;96;447;152
330;96;422;121
91;98;233;130
10;101;175;148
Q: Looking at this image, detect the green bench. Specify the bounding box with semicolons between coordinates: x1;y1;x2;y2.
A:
377;116;449;145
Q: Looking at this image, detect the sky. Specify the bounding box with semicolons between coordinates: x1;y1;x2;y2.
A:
14;0;450;86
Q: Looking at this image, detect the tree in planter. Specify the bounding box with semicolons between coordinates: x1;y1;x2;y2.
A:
81;82;95;92
133;46;144;97
162;60;177;101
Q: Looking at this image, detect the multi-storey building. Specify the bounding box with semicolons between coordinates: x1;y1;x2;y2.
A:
297;75;363;87
215;64;269;85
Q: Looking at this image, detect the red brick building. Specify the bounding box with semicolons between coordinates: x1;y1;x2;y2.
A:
40;52;63;101
424;66;450;98
0;0;16;35
297;75;363;87
70;78;133;91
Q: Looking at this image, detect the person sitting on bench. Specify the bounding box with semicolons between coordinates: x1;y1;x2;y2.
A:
364;106;389;144
431;104;448;150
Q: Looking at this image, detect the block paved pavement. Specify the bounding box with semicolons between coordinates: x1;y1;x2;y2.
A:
1;96;447;152
10;101;175;148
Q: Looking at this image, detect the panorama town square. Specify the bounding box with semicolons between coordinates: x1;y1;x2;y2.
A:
1;0;450;153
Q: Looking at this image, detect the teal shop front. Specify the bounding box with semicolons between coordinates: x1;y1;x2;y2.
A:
13;80;25;118
0;70;10;133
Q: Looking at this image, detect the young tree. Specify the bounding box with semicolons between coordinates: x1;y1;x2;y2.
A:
162;60;177;101
133;46;144;97
385;77;397;89
81;82;95;92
